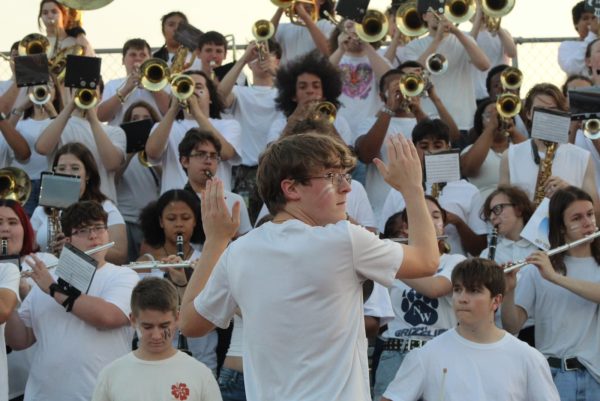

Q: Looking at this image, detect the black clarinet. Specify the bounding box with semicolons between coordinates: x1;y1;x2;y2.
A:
175;233;192;355
1;238;7;256
488;226;499;261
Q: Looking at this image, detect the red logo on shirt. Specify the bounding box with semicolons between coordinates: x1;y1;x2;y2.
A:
171;383;190;400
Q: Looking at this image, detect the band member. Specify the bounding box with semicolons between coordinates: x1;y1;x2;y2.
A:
0;201;22;401
179;133;440;401
382;258;559;401
97;38;169;126
30;143;128;265
373;196;466;400
5;200;139;401
558;2;599;77
502;186;600;400
144;70;242;192
179;128;252;236
38;0;95;57
152;11;190;64
91;277;222;401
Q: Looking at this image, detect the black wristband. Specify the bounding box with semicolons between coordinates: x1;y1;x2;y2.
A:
62;292;81;312
49;283;62;298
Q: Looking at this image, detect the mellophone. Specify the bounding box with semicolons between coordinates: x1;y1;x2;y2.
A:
503;231;600;273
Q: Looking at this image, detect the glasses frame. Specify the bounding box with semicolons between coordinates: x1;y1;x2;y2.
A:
71;224;108;237
298;172;353;187
489;203;515;217
188;151;221;162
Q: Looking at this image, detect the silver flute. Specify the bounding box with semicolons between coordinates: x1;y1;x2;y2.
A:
122;261;193;271
21;242;115;277
504;231;600;273
390;235;448;244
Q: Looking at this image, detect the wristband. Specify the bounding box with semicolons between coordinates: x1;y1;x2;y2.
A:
116;90;126;104
49;283;63;298
381;106;394;116
11;108;23;117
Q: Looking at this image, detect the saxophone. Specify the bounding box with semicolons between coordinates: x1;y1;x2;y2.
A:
533;141;557;206
46;208;62;256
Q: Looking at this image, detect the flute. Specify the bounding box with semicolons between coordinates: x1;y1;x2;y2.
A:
390;235;448;244
503;231;600;273
20;242;115;277
122;261;193;271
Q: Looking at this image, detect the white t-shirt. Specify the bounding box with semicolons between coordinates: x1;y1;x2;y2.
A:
337;54;385;136
266;114;355;146
151;119;242;193
383;328;560;401
377;46;409;68
92;351;222;401
30;200;125;252
384;253;465;340
0;263;19;401
575;129;600;196
275;20;336;65
515;255;600;383
380;180;488;256
41;116;127;202
461;144;508;201
0;80;12;97
116;158;161;223
225;85;281;166
13;119;52;179
404;33;478;130
101;78;164;126
0;133;14;168
472;30;510;99
363;282;394;327
507;140;590;201
225;314;243;358
19;263;139;401
558;31;598;77
194;220;404;401
346;180;377;229
354;116;417;218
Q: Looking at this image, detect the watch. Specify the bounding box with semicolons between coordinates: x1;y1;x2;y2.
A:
11;108;23;117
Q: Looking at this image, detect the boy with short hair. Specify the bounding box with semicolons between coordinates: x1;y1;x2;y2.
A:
92;277;221;401
382;258;560;401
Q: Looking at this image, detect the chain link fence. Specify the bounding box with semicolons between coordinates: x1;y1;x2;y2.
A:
0;38;576;94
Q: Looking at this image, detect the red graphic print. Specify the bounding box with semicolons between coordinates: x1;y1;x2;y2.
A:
171;383;190;400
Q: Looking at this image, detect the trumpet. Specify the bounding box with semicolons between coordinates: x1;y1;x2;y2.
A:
252;19;275;62
170;74;195;102
496;92;521;119
17;33;50;56
355;10;389;43
21;242;115;277
272;0;318;26
444;0;476;25
140;58;170;92
29;85;52;105
500;67;522;91
0;167;32;205
395;1;428;37
399;73;425;98
426;53;448;75
74;88;98;109
311;101;337;124
482;0;515;32
583;119;600;140
122;260;194;271
504;231;600;273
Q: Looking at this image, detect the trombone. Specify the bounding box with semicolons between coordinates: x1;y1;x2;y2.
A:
252;19;275;62
355;10;389;43
504;231;600;273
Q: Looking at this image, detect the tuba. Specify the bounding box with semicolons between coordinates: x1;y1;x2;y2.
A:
0;167;32;205
355;10;389;43
444;0;476;25
395;1;428;37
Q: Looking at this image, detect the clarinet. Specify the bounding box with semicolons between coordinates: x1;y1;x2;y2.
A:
175;233;192;355
1;238;7;256
488;226;499;261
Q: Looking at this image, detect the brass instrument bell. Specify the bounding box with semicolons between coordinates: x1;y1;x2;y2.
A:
18;33;50;56
74;88;98;109
500;67;522;91
496;92;521;119
140;58;171;92
29;85;52;105
355;10;389;43
395;1;428;37
399;73;425;98
0;167;32;205
444;0;476;25
584;119;600;140
426;53;448;75
312;101;337;124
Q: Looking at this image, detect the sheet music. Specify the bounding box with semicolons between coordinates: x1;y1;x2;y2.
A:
55;244;97;293
424;150;460;184
520;198;550;250
531;108;570;144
